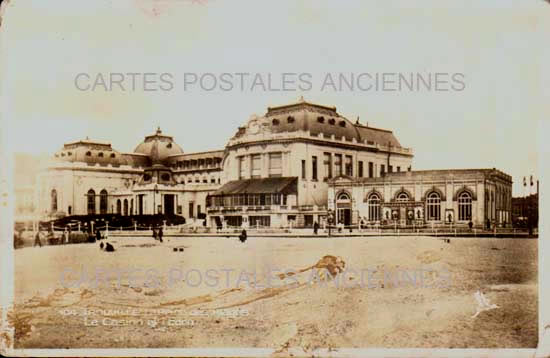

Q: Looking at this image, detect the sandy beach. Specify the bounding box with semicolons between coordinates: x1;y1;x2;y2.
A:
12;235;537;350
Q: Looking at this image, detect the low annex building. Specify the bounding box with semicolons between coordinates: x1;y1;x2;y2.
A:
328;169;512;228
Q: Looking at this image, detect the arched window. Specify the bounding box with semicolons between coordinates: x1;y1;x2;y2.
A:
87;189;96;215
100;189;108;214
337;192;350;202
367;193;380;221
130;198;134;215
426;192;441;221
396;192;410;202
123;199;128;216
51;189;58;212
116;199;122;215
458;192;472;221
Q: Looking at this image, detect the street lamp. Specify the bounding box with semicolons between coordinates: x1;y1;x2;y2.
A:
154;184;158;215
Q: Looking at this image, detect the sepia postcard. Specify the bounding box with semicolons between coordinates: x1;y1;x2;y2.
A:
0;0;548;357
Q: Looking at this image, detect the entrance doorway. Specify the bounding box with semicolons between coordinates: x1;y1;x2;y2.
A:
336;192;352;226
164;194;175;215
138;195;144;215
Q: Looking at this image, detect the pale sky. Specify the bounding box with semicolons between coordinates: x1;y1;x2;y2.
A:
1;0;548;195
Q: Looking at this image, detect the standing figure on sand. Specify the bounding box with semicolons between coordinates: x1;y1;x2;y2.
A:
239;229;247;243
34;229;43;247
158;226;163;243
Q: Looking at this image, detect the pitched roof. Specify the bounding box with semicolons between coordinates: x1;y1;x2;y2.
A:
212;177;298;195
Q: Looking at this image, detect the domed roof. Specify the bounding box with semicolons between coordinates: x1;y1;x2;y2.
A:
55;138;125;166
134;127;184;164
231;98;403;148
265;100;361;142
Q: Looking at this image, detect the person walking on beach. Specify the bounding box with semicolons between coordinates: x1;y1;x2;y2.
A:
95;228;102;241
152;227;157;240
34;229;43;247
239;229;247;243
313;221;319;235
158;226;163;243
63;227;69;244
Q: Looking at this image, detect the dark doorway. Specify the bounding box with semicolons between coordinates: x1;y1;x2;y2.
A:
164;194;175;215
189;202;194;218
338;208;351;226
138;195;144;215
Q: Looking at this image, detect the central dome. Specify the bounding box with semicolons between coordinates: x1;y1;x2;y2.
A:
134;127;183;164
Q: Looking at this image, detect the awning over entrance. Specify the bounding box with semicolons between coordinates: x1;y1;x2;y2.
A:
212;177;298;196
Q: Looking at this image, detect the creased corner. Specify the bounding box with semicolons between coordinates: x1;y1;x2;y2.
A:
0;0;12;30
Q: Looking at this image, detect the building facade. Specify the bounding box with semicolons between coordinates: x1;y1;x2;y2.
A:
327;169;513;228
36;128;223;221
34;98;513;230
207;98;413;228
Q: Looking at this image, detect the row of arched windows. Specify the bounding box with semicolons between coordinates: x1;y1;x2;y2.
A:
364;190;473;221
86;189;134;215
87;189;108;215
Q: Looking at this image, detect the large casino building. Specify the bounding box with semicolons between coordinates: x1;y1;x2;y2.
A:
34;98;512;228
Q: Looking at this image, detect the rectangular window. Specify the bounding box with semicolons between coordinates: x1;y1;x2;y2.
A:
397;166;401;172
380;164;385;176
388;165;393;173
323;153;332;180
358;161;364;178
251;154;261;178
249;216;271;228
301;160;306;179
334;154;342;176
345;155;353;176
368;162;374;178
312;156;318;180
268;152;282;177
238;156;246;179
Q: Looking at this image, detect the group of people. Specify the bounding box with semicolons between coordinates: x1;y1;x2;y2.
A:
32;228;69;247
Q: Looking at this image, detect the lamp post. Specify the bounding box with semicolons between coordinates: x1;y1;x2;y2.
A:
327;209;334;237
154;184;158;215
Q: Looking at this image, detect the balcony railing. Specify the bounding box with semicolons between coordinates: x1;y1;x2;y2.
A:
207;204;330;213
